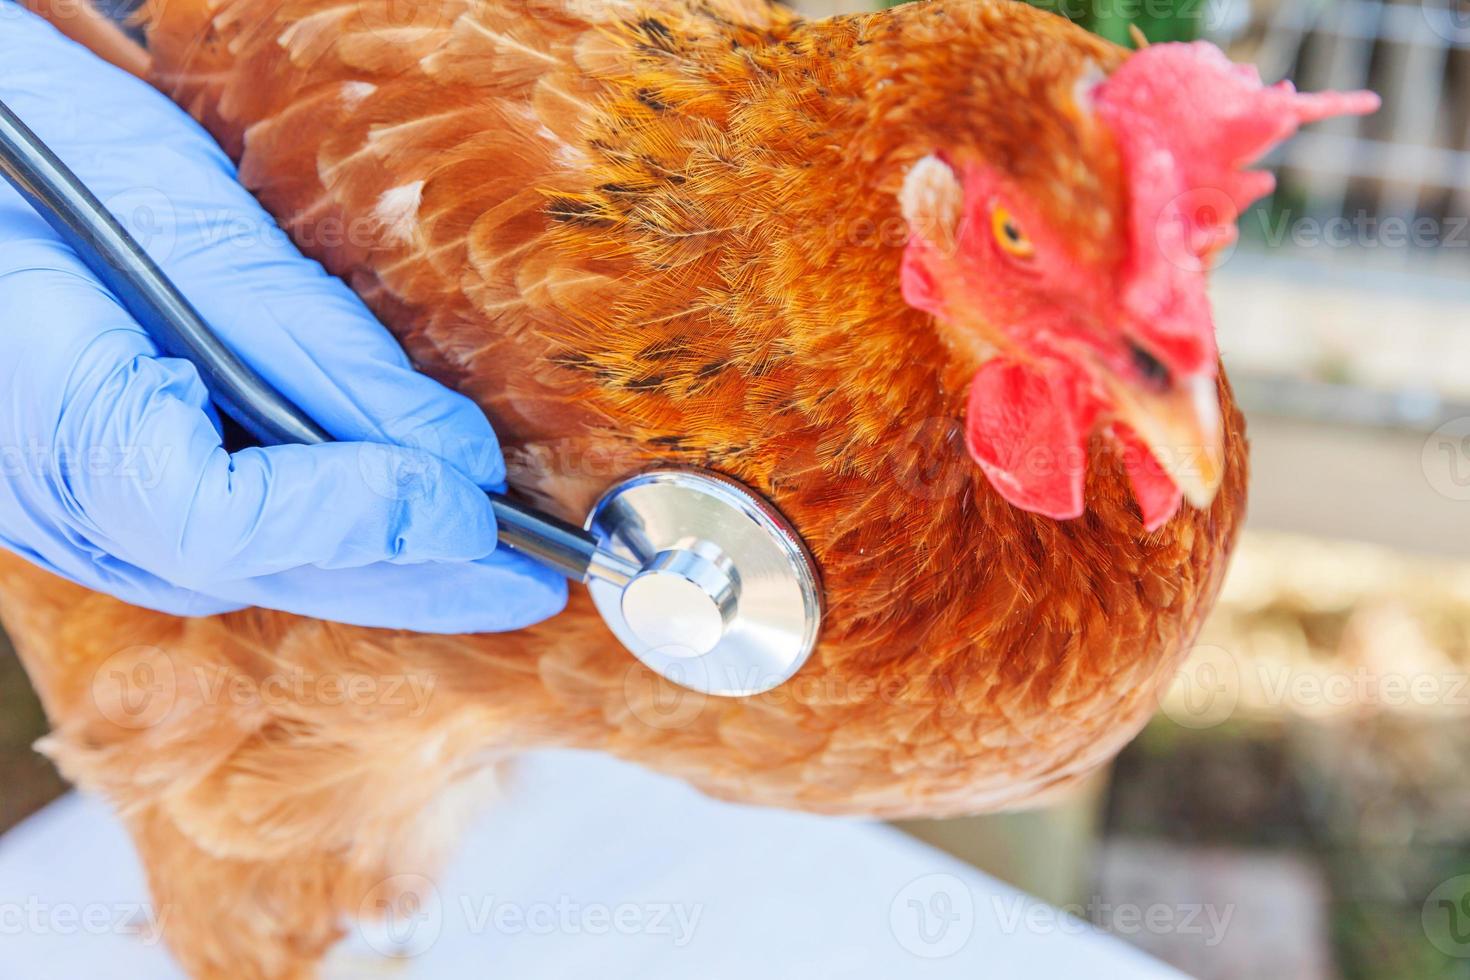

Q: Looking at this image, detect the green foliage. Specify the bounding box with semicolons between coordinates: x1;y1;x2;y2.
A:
882;0;1203;46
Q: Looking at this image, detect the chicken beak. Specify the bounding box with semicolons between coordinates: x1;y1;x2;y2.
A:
1112;373;1225;510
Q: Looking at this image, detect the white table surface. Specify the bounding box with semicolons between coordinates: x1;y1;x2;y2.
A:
0;750;1184;979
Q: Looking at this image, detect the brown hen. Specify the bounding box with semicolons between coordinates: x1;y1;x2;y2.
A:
0;1;1269;977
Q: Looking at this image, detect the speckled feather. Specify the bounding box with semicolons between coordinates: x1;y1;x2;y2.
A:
0;1;1246;977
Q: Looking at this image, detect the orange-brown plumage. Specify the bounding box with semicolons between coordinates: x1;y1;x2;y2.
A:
0;1;1250;977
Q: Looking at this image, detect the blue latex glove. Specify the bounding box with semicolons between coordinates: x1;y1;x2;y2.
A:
0;8;567;631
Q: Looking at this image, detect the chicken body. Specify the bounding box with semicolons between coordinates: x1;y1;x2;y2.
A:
0;0;1247;976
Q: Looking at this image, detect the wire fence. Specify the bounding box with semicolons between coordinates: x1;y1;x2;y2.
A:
1219;0;1470;277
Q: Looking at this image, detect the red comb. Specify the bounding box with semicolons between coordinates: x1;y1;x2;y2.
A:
1091;42;1379;375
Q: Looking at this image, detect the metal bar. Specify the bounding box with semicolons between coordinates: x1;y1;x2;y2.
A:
1377;6;1451;253
1292;0;1382;225
1283;132;1470;188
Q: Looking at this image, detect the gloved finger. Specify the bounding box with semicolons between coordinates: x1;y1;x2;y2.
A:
61;345;504;587
0;10;507;487
198;550;569;634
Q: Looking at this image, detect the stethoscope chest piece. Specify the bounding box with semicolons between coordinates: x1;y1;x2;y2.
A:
585;470;822;697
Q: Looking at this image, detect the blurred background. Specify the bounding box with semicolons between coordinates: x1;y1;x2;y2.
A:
3;0;1469;977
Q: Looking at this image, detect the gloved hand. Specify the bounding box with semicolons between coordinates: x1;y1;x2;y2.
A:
0;8;567;632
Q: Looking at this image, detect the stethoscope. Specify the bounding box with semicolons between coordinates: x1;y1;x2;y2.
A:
0;98;822;697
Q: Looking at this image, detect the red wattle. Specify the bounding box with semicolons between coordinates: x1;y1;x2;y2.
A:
1114;424;1185;532
964;361;1191;531
964;358;1094;521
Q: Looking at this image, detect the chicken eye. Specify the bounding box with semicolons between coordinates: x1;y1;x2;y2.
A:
1127;339;1173;391
991;206;1034;259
